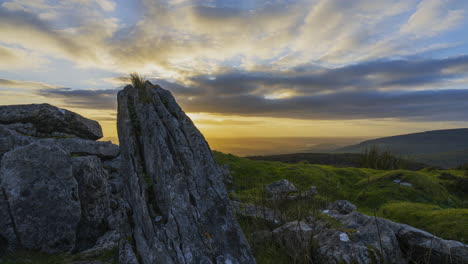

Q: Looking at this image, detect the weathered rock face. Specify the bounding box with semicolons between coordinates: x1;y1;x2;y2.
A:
38;138;119;160
117;82;255;264
313;201;467;264
382;219;468;264
315;211;406;264
0;142;81;253
72;156;113;252
0;104;103;140
265;179;298;200
0;125;34;159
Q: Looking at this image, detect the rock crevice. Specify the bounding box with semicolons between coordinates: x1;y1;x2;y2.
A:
118;82;255;264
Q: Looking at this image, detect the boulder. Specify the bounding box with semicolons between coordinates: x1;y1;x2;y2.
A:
232;201;283;225
0;104;103;140
329;200;357;214
300;186;318;199
312;211;406;264
72;156;113;252
383;219;468;264
117;82;255;263
314;201;468;264
0;125;34;159
38;138;119;160
0;142;81;253
272;221;314;260
265;179;298;200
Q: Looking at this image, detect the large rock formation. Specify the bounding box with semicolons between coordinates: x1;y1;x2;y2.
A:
0;104;126;262
0;142;81;253
0;103;103;140
117;81;255;263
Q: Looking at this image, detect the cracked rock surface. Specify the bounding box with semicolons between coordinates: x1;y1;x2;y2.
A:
117;81;255;264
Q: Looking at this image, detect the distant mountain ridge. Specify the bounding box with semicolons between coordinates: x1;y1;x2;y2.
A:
336;128;468;168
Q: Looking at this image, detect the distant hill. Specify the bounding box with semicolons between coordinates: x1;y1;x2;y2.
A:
247;152;427;171
336;128;468;168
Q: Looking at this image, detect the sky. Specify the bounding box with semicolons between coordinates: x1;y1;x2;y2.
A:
1;0;468;143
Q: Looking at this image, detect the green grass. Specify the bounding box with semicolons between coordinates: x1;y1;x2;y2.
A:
214;151;468;247
0;251;70;264
0;247;119;264
129;72;151;103
379;202;468;243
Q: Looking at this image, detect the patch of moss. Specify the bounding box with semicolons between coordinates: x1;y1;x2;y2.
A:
379;202;468;243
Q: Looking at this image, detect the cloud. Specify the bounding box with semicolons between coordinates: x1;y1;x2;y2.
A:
32;55;468;122
1;0;468;126
38;88;118;110
401;0;465;37
0;78;58;90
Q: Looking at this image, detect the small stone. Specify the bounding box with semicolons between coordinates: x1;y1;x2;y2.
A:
339;233;350;242
265;179;298;200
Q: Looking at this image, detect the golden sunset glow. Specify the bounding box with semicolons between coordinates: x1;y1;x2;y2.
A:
1;0;468;155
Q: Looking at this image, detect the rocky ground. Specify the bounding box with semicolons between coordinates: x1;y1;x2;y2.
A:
0;83;467;264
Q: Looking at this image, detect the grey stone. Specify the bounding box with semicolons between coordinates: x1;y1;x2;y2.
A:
0;187;19;252
38;138;119;160
0;125;34;159
232;201;283;225
0;142;81;253
72;156;113;252
300;186;318;199
383;219;468;264
400;182;413;187
103;156;121;173
77;231;119;260
0;103;103;140
329;200;357;214
265;179;298;200
313;211;406;264
273;221;314;260
117;82;255;264
118;239;139;264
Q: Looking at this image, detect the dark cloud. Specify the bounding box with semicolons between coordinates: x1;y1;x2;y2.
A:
38;88;118;110
35;55;468;122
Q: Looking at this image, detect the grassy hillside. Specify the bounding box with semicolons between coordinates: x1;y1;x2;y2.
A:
214;151;468;244
336;128;468;168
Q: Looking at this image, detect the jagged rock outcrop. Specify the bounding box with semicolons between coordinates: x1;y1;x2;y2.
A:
0;104;126;261
117;81;255;264
0;104;103;140
0;142;81;253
